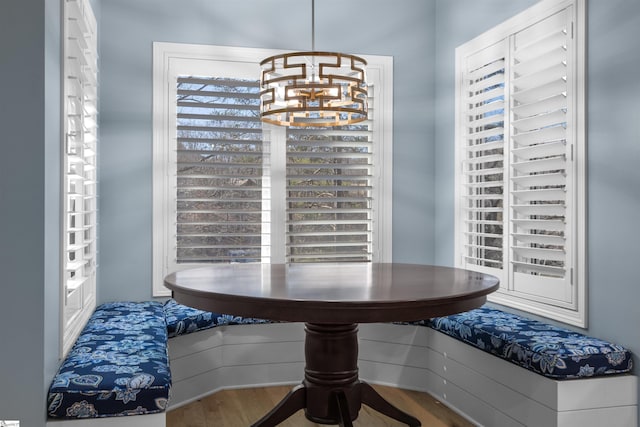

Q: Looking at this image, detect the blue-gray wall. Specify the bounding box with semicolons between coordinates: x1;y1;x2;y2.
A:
0;0;60;425
1;1;638;425
584;0;640;387
97;0;436;302
433;0;640;409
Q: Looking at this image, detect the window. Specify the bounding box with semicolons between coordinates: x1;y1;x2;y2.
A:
454;0;586;326
153;43;393;297
61;0;98;356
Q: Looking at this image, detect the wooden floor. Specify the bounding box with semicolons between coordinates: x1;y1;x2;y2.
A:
167;384;475;427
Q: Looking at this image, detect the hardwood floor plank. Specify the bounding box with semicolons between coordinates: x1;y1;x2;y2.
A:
167;385;474;427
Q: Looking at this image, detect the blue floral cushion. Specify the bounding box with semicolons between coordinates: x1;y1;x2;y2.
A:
429;306;633;379
47;301;171;419
163;298;273;338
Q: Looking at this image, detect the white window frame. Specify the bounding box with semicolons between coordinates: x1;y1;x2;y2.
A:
454;0;587;327
60;0;98;357
152;43;393;297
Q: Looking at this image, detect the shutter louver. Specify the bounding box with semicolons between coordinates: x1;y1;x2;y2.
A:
176;77;266;263
62;0;98;356
285;97;374;262
510;8;573;301
461;43;507;273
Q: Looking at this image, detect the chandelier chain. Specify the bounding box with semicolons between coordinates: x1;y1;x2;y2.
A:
311;0;315;51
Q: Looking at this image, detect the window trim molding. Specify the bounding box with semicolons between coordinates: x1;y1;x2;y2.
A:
152;42;393;297
60;0;98;357
454;0;587;327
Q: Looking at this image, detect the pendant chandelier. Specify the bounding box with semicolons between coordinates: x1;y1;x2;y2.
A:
259;0;368;127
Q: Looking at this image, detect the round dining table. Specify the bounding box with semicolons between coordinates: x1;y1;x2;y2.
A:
164;262;499;427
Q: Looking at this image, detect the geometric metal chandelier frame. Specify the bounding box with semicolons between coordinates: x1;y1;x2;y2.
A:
259;1;368;127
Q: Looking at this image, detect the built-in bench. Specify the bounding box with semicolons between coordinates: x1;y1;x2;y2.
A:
162;298;301;408
427;306;633;380
163;297;273;338
47;302;171;427
48;299;638;427
166;299;637;426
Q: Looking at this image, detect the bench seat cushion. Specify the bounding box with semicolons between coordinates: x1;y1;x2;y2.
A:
430;306;633;379
47;301;171;419
164;298;273;338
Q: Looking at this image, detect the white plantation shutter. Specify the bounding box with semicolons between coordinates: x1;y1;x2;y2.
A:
456;0;585;325
286;109;374;262
62;0;98;356
173;78;375;265
510;8;573;303
461;42;507;280
153;44;393;296
175;77;267;264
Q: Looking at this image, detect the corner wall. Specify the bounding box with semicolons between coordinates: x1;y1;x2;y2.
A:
0;0;61;425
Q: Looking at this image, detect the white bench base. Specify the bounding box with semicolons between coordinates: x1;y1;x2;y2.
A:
46;413;165;427
358;323;637;427
169;322;638;427
46;320;637;426
168;322;305;408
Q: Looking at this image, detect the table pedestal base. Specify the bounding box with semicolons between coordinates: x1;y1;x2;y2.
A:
250;323;421;427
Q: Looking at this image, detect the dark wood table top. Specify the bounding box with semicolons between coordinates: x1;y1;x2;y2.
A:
164;263;499;324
